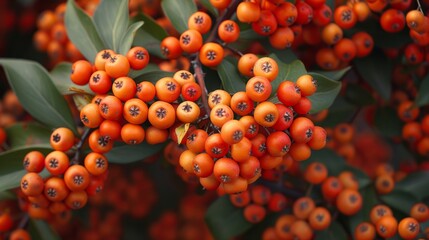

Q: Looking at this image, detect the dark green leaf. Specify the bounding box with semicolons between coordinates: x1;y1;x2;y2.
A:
380;189;418;215
161;0;197;33
50;62;93;95
263;40;298;63
29;219;61;240
354;51;392;100
118;21;144;55
343;165;371;189
65;0;105;62
5;122;51;148
93;0;129;51
415;74;429;107
319;96;358;127
198;0;219;16
312;66;351;81
394;171;429;200
202;66;222;93
345;83;375;106
374;106;403;138
132;67;174;83
308;72;342;114
301;148;346;176
348;186;379;232
132;13;168;58
0;169;50;192
205;195;253;240
105;142;165;164
218;58;246;94
0;191;16;200
238;23;264;40
0;59;78;134
315;221;348;240
0;145;52;175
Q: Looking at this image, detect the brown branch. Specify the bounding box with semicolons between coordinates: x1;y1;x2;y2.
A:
192;56;211;117
71;127;94;165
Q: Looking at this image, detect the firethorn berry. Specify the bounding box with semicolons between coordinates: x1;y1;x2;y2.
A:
406;10;426;33
290;220;314;240
334;38;357;62
148;101;176;130
253;57;279;81
84;152;108;176
246;76;272;102
259;154;283;170
105;54;130;78
160;36;182;59
44;176;69;202
293;97;312;115
290;117;314;143
176;101;200;123
380;9;405;33
353;1;370;22
145;126;169;145
275;214;296;239
88;129;114;153
304;162;328;184
99;95;124;121
230;190;251;208
64;164;90;191
239;156;261;179
277;81;301;106
236;1;261;23
50;127;75;151
254;101;279;127
250;134;267;158
126;46;149;70
266;131;291;157
307;126;327;150
237;53;258;77
112;76;137;102
333;123;354;143
123;98;148;125
121;123;145;145
376;216;398;238
136;81;156;102
205;133;229;158
89;70;112;94
209;0;231;10
293;196;316;220
272;104;294;131
402;121;423;143
45;150;69;175
296;74;317;97
65;190;88;210
186;129;208;153
243;204;266;223
250;185;271;205
316;47;340;70
70;60;92;85
188;11;212;34
200;174;220;190
269;26;295;49
352;31;374;58
199;42;224;67
23;151;45;173
338;171;359;190
91;94;106;105
336;189;362;216
49;201;68;214
267;193;287;212
208;89;231;108
404;43;424;64
321;23;343;45
375;174;395;194
354;222;376;240
295;1;313;25
313;4;333;27
9;229;31;240
179;149;196;173
398;217;420;240
273;2;297;27
179;29;203;53
370;204;393;224
173;70;195;86
192;153;214;178
181;82;201;102
94;49;115;71
213;157;240;183
322;176;343;201
308;207;332;231
252;10;278;36
155;77;181;103
218;20;240;43
334;5;357;29
20;172;44;196
410;203;429;222
231;137;252;162
239;116;259;139
220;120;245;145
80;103;102;129
210;104;234;127
230;91;254;116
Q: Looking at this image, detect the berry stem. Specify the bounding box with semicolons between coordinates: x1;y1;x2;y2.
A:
72;127;94;165
17;213;29;229
417;0;423;13
192;56;211;116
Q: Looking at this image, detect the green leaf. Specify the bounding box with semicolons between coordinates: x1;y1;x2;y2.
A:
105;142;165;164
205;195;253;240
380;189;418;215
374;106;403;138
312;66;351;81
345;83;375;106
301;148;346;176
5;122;51;148
131;66;174;83
308;72;342;114
0;59;78;134
354;51;392;100
263;39;298;63
218;57;246;94
0;145;52;175
132;13;168;58
93;0;129;51
319;96;358;127
29;219;61;240
394;171;429;200
0;169;50;193
348;186;379;232
0;191;16;200
343;165;371;189
118;21;144;55
161;0;197;33
198;0;219;16
415;74;429;107
65;0;105;62
238;23;264;40
315;221;348;240
50;62;93;95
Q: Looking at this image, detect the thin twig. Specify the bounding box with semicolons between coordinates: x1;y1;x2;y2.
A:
71;127;93;165
192;57;211;116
